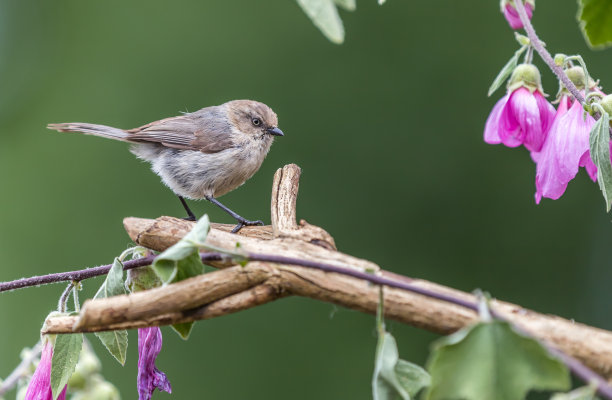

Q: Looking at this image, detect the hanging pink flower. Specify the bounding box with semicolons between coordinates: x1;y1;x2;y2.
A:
502;1;534;30
138;327;171;400
24;339;67;400
535;98;597;203
484;64;555;153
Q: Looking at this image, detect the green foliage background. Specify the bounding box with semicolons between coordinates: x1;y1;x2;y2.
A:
0;1;611;399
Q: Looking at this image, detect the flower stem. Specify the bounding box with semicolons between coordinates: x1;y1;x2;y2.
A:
58;282;74;313
0;341;42;396
513;0;585;104
72;283;80;312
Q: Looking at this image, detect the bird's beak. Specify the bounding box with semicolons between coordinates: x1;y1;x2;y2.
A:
266;127;284;137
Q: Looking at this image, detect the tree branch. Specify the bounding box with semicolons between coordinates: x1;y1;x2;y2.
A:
40;164;612;389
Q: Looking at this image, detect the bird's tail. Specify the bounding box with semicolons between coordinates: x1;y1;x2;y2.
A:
47;122;131;142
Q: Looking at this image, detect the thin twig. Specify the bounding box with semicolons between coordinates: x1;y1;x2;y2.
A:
58;282;75;313
513;0;585;104
0;256;155;292
0;342;42;396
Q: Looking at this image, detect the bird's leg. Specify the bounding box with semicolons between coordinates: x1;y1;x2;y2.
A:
204;195;264;233
177;196;197;221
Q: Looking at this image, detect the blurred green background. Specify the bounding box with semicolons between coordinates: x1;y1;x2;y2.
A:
1;0;611;399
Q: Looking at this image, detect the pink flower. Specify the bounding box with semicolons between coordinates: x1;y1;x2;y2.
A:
138;327;171;400
484;87;555;152
535;98;597;203
503;1;533;30
25;340;67;400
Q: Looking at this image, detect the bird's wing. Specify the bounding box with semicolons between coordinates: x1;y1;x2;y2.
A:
127;114;235;154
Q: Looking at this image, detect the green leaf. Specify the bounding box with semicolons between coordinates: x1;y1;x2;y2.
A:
170;322;195;340
93;258;128;365
578;0;612;49
373;332;430;400
426;320;570;400
297;0;345;44
169;252;205;339
589;110;612;211
51;333;83;400
333;0;355;11
152;215;210;284
488;46;526;97
151;216;209;339
550;385;599;400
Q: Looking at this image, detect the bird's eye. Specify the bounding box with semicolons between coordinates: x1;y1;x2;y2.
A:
251;117;262;126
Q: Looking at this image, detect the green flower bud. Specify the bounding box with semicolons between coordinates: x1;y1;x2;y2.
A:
15;385;27;400
600;94;612;117
565;67;587;89
127;266;162;292
508;63;543;93
68;370;87;390
554;53;566;66
76;351;102;376
71;380;120;400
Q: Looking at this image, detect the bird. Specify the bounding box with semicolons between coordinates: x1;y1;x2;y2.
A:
48;99;284;233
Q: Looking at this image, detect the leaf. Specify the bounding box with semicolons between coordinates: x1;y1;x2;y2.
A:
93;258;128;365
152;216;210;339
589;110;612;211
152;215;210;284
578;0;612;49
169;252;206;339
488;46;526;97
333;0;355;11
51;333;83;400
426;320;570;400
373;332;430;400
551;385;599;400
297;0;345;44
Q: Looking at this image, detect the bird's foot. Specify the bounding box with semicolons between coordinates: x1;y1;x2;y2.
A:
182;215;197;222
231;218;264;233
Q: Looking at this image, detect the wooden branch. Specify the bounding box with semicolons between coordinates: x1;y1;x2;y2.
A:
43;164;612;381
44;280;285;334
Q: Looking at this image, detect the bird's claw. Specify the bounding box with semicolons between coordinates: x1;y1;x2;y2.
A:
182;215;197;222
231;219;264;233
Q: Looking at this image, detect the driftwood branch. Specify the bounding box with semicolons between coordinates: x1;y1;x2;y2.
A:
43;164;612;382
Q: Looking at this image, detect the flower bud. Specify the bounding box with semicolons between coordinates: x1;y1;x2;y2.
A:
501;0;535;30
508;63;543;93
89;381;121;400
127;266;161;292
70;380;120;400
554;53;566;66
15;385;27;400
601;94;612;117
565;67;586;89
77;349;102;376
67;370;87;390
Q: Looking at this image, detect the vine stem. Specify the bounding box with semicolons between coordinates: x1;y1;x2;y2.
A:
513;0;585;104
0;341;42;396
3;251;612;397
2;249;612;397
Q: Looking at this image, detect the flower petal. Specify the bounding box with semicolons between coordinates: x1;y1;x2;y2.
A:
579;150;597;182
24;341;68;400
503;2;533;30
484;94;508;144
138;327;172;400
500;88;543;149
535;100;595;202
535;91;556;134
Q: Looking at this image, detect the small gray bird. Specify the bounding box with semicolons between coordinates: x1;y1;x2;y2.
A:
48;100;284;232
